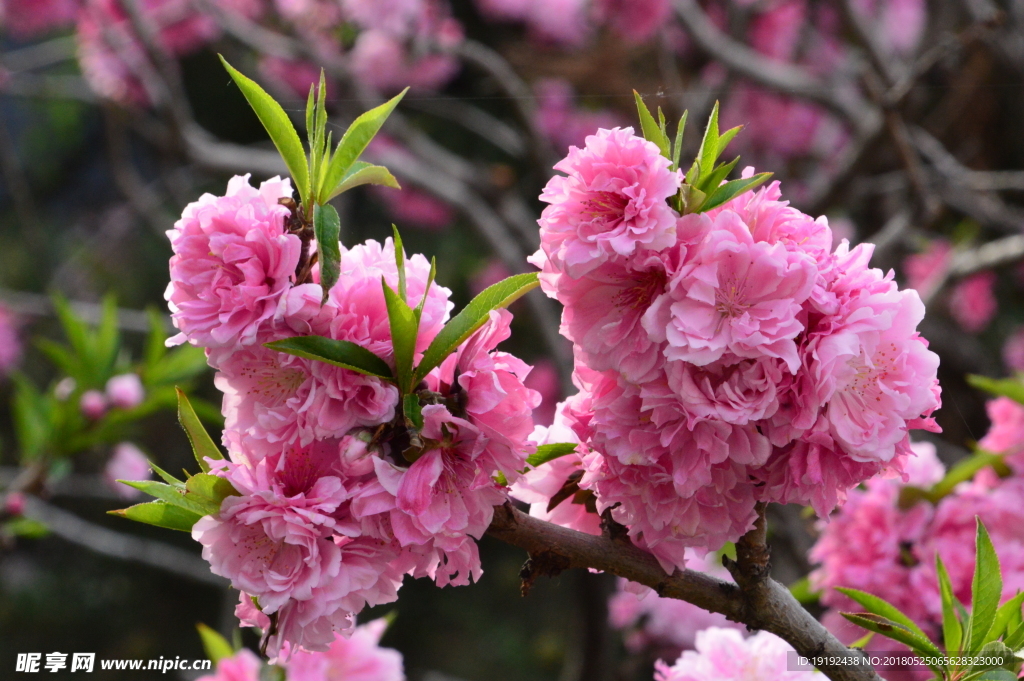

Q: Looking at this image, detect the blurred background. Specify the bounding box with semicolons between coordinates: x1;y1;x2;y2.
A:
0;0;1023;678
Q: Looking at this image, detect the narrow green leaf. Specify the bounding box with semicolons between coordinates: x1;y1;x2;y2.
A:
849;631;875;649
219;56;309;205
313;203;342;302
305;83;315;151
835;588;931;641
414;272;539;384
109;501;202;532
11;374;50;460
119;479;212;516
657;106;668;139
148;460;184;487
321;88;408;202
1003;619;1024;650
695;101;722;183
177;388;224;472
698;156;740;195
967;375;1024;406
144;307;168;369
927;449;1007;504
970;519;1003;652
4;517;49;538
382;280;419;393
699;173;773;213
323;162;399;201
717;125;742;155
265;337;394;380
526;443;579;468
633;90;670;158
392;225;407;302
990;592;1024;643
95;294;120;376
937;556;964;657
403;394;423;430
51;294;89;369
841;613;944;672
196;624;235;664
672;111;687;170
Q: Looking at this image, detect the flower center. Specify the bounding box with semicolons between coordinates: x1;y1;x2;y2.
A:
613;269;667;312
583;191;629;223
241;356;307;407
715;283;749;318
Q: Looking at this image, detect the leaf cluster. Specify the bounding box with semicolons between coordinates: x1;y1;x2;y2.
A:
633;93;772;215
841;519;1024;681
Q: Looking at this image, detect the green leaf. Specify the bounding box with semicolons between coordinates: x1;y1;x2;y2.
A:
265;337;394;380
970;641;1015;674
698;156;739;195
937;556;964;657
120;479;212;516
392;225;407;302
716;125;742;157
835;587;931;641
692;101;722;185
148;460;184;487
970;519;1003;652
321;88;407;203
12;374;51;461
841;613;944;672
313;203;342;302
219;56;308;206
414;273;539;383
990;592;1024;643
196;624;235;664
526;443;579;468
1003;619;1024;650
403;394;423;430
177;388;224;472
144;307;168;369
109;501;203;532
926;449;1007;504
699;173;773;213
382;280;419;393
968;375;1024;406
323;162;399;201
185;473;239;512
633;91;670;158
672;111;687;170
94;294;120;377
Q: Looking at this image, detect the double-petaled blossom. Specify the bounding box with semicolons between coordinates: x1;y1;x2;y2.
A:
978;397;1024;471
105;373;145;409
166;175;298;349
103;442;153;500
195;648;263;681
537;127;681;278
284;617;405;681
654;628;822;681
531;128;941;572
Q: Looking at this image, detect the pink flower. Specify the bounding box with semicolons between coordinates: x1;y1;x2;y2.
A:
809;242;941;463
510;400;600;535
533;248;670;383
104;442;153;500
644;210;817;371
538;127;681;278
389;404;507;545
0;305;20;375
476;0;592;45
979;396;1024;472
429;310;540;480
349;29;459;93
0;0;78;38
80;390;108;419
285;618;405;681
748;0;806;61
4;491;25;516
654;628;822;681
342;0;426;38
195;649;262;681
903;239;953;301
105;373;144;409
165;175;298;349
949;271;997;334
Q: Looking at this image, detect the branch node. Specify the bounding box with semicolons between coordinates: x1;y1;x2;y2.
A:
519;551;571;596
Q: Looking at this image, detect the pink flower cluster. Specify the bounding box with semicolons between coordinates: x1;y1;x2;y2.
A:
474;0;669;47
811;440;1024;641
654;627;821;681
197;618;404;681
530;127;941;572
169;175;539;654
